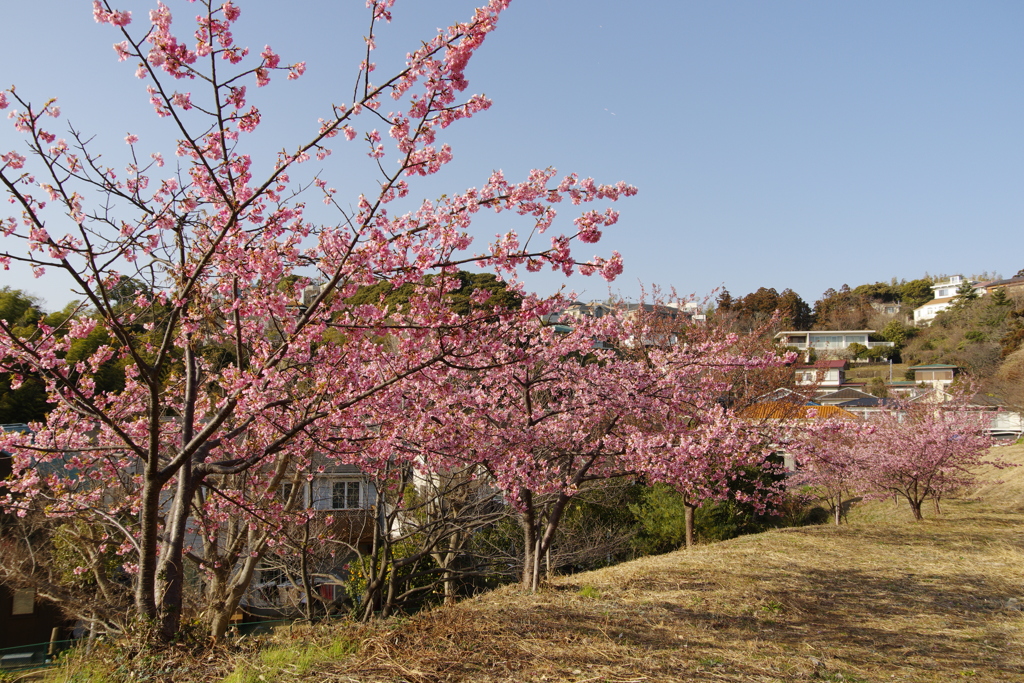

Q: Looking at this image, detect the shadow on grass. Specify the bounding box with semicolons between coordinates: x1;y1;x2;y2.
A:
357;555;1023;682
608;559;1024;677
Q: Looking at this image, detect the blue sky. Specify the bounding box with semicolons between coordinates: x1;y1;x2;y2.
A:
1;0;1021;310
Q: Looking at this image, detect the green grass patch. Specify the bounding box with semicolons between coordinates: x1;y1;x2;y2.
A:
222;637;357;683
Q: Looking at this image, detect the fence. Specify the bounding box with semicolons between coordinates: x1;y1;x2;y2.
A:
0;638;74;672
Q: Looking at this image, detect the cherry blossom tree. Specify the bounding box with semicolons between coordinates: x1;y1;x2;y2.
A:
0;0;635;640
788;417;864;525
392;305;794;588
853;395;996;521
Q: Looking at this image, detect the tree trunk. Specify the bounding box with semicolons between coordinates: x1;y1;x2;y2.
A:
299;522;314;623
519;492;536;590
360;517;386;621
531;535;541;592
909;499;924;521
431;530;462;606
683;502;696;549
135;478;162;626
155;464;199;641
442;567;456;605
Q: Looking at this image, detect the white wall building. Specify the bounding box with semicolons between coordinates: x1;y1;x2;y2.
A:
913;275;984;325
774;330;894;353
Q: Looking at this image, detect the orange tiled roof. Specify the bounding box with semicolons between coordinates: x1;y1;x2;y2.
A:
738;402;857;420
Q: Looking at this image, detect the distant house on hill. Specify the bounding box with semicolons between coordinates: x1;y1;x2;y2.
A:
869;301;902;317
814;387;876;406
912;275;985;325
977;275;1024;297
793;359;847;391
556;301;613;322
775;330;894;357
908;364;959;390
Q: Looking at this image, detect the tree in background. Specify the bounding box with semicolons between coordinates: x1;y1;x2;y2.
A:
0;0;635;641
400;304;793;585
950;280;980;309
0;289;52;423
788;418;864;525
713;287;812;333
813;285;873;330
896;278;936;309
854;396;995;521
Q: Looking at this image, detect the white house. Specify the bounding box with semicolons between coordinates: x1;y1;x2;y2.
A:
793;359;848;391
913;275;984;325
774;330;894;355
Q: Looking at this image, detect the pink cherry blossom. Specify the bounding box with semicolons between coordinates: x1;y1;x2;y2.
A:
0;0;637;642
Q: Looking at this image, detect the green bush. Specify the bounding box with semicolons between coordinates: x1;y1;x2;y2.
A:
630;456;817;552
846;343;868;359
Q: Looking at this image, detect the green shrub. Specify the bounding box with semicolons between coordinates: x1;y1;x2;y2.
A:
846;342;868;359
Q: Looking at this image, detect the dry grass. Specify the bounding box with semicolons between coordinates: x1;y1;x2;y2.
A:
211;446;1024;682
970;441;1024;513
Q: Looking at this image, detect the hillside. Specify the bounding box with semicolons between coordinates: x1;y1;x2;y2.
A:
50;446;1024;683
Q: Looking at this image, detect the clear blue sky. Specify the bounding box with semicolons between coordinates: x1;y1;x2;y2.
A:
2;0;1021;310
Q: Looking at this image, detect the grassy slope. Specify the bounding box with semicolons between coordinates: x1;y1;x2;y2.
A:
843;362;908;383
49;447;1024;683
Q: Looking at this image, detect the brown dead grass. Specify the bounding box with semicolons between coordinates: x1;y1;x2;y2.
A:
215;446;1024;683
298;514;1024;682
970;441;1024;513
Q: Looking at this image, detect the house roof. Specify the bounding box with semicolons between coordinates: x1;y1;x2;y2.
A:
914;296;956;310
909;364;958;370
619;303;679;315
968;393;1008;408
836;396;896;408
775;330;876;337
983;276;1024;289
754;388;814;403
320;463;364;475
738;403;857;420
817;388;875;401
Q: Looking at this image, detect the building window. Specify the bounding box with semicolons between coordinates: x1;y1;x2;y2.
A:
332;481;361;509
278;482;307;507
11;589;35;615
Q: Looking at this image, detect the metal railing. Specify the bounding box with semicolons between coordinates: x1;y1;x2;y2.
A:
0;638;74;672
0;614;352;673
